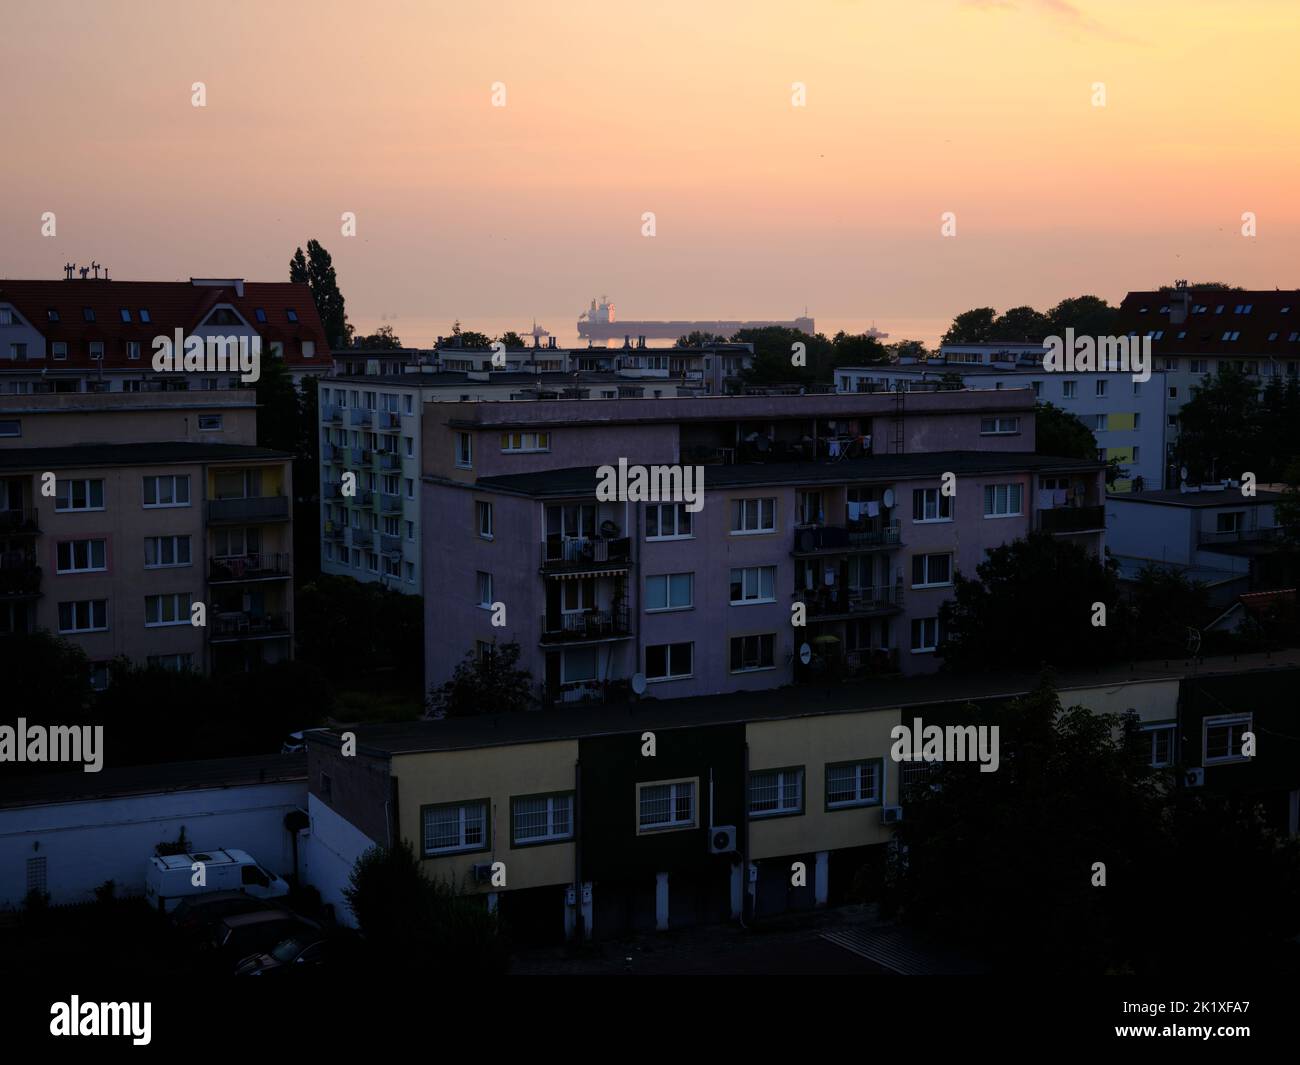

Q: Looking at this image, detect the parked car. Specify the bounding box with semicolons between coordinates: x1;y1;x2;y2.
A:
170;891;276;940
235;935;327;976
146;848;290;912
280;731;306;754
205;910;321;972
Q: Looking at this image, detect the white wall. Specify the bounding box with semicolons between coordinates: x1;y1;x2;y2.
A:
0;780;305;908
299;793;378;928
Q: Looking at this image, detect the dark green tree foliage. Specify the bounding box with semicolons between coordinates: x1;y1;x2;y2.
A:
941;307;997;345
942;297;1119;345
1045;294;1118;337
828;330;889;370
1176;365;1266;482
289;240;350;347
733;326;886;385
289;247;308;284
296;575;423;686
888;339;931;361
432;641;533;717
1034;402;1095;460
882;682;1300;974
938;532;1125;671
988;305;1051;341
497;331;526;348
1279;459;1300;544
1127;565;1210;658
344;842;508;974
446;320;492;349
676;330;728;347
352;325;404;349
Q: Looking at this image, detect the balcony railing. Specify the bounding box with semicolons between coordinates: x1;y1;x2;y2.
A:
0;558;41;599
805;583;904;619
1198;525;1286;548
1037;505;1106;534
380;534;402;555
209;552;292;582
793;522;901;554
207;496;290;523
348;490;374;507
350;528;373;548
540;606;632;643
0;508;39;535
349;409;373;426
380;494;403;513
377;411;401;430
209;611;291;642
540;536;632;570
377;452;401;470
323;521;346;540
323;405;343;423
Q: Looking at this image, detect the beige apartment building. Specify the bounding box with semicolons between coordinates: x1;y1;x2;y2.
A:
0;390;293;681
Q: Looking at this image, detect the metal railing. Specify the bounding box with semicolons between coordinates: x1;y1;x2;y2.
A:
540;536;632;567
805;583;904;618
539;606;632;643
349;409;373;426
1198;525;1286;548
209;610;291;641
0;508;39;534
793;522;900;553
207;496;290;523
208;552;292;581
1037;505;1106;534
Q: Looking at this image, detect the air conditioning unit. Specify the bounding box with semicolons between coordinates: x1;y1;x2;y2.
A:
709;825;737;854
1184;768;1205;788
881;806;904;825
471;862;495;884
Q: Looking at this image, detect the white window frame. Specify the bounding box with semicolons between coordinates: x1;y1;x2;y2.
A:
1202;713;1252;766
910;616;940;654
645;641;693;682
636;778;697;834
644;572;693;613
729;565;776;605
748;767;804;818
476;500;493;539
511;793;575;846
421;800;488;856
730;497;776;535
910;552;952;589
646;502;693;540
455;432;473;469
826;760;882;809
144;592;192;628
912;488;951;524
729;632;776;673
58;599;108;634
142;475;190;509
982;482;1023;518
500;431;551;453
56;478;105;513
56;538;107;574
1143;722;1176;769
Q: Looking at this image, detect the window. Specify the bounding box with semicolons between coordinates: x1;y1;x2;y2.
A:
52;342;67;360
476;500;493;538
1163;358;1178;371
197;414;223;431
912;488;951;523
911;617;940;653
404;394;414;415
1093;413;1108;431
142;475;190;508
8;343;28;361
1133;413;1141;428
405;478;414;499
254;307;267;323
404;436;414;457
500;431;550;452
476;571;492;607
144;535;191;569
46;309;60;322
826;760;881;808
749;767;804;817
646;641;692;681
731;497;776;534
286;309;299;322
147;653;193;672
797;490;824;525
1203;714;1251;765
56;539;106;574
126;341;141;360
1132;446;1140;462
637;779;696;833
58;600;107;634
139;309;151;323
145;593;191;627
511;793;575;845
979;416;1020;435
645;572;693;612
730;566;776;604
910;552;952;588
730;633;775;672
302;341;316;358
56;479;105;512
82;307;95;322
1144;723;1176;768
421;800;488;855
1062;380;1077;399
982;483;1023;517
88;341;103;360
646;502;693;539
1095;379;1107;397
1216;511;1244;533
0;420;19;438
1168;387;1177;399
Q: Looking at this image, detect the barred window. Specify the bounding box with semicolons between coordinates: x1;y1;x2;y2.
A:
749;768;804;816
422;801;488;855
511;793;574;845
826;760;880;808
638;779;695;832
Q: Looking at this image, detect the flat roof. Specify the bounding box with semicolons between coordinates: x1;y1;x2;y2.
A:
458;452;1104;497
312;651;1300;757
0;753;306;810
325;371;674;387
0;442;291;471
1107;488;1283;507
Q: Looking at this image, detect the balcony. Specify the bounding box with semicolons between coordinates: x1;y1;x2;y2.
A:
1036;505;1106;535
544;678;630;706
380;534;402;555
325;482;345;500
377;452;401;470
0;508;39;535
540;606;632;644
350;528;374;548
209;553;292;582
380;494;403;514
793;522;901;556
377;411;401;430
207;496;291;524
1198;525;1286;549
323;405;343;424
805;583;903;620
0;555;41;599
209;610;292;642
323;521;346;541
349;409;373;427
540;536;633;574
349;490;375;507
321;443;342;463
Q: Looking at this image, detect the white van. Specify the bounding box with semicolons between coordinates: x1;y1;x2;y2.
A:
145;849;290;912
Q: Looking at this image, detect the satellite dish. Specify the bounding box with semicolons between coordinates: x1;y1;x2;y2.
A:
1179;466;1189;481
882;488;896;508
799;643;812;665
631;673;647;695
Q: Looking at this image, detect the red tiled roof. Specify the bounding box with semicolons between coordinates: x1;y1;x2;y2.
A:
0;278;331;371
1115;289;1300;359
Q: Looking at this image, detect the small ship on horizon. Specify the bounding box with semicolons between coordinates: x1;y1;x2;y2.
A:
576;296;822;341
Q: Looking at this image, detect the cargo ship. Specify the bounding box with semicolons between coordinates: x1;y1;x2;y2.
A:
576;296;816;341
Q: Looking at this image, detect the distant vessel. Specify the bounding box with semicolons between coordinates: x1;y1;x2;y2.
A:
577;296;815;341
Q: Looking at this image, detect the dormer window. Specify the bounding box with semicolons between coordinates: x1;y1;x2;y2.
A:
47;309;59;321
120;308;132;322
82;307;95;322
286;309;299;323
255;308;267;323
139;309;151;323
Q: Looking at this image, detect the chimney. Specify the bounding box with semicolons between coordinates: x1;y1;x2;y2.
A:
1169;280;1191;325
623;334;631;349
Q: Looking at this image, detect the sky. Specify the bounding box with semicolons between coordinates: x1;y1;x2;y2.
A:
2;0;1297;347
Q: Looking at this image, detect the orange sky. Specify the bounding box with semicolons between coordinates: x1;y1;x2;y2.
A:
1;0;1297;344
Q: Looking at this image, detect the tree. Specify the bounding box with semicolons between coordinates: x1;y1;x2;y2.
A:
289;240;350;348
1045;295;1117;337
941;307;997;345
352;325;404;349
431;641;533;717
498;331;526;348
445;320;492;349
1279;459;1300;544
888;339;931;362
296;575;423;686
733;326;832;386
938;532;1126;672
1176;364;1262;483
829;330;889;370
990;305;1051;341
1035;402;1095;460
1126;565;1210;658
676;330;727;347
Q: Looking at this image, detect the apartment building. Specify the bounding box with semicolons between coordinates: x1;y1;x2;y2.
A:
837;342;1167;491
0;391;294;678
421;391;1106;703
304;657;1298;941
1115;287;1300;484
319;374;728;593
0;275;331;394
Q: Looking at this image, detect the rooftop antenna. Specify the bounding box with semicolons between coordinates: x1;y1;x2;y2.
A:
63;262;75;281
91;261;100;279
79;266;90;280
